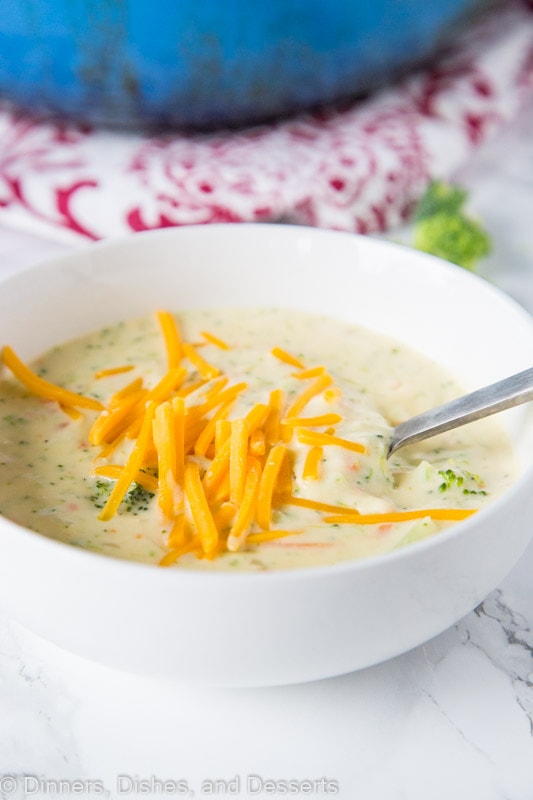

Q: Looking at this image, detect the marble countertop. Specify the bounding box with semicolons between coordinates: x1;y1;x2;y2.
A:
0;103;532;800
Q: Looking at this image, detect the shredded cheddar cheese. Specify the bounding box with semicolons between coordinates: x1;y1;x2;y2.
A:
271;347;306;369
256;444;287;530
249;429;266;456
60;405;83;421
202;437;231;496
302;445;323;480
227;456;262;551
182;342;220;380
246;529;302;544
98;401;157;521
296;428;368;454
201;330;231;350
278;494;359;515
283;413;342;428
264;388;284;447
285;372;333;418
1;345;104;411
159;535;202;567
324;508;478;524
184;461;219;555
167;514;187;549
156;310;182;368
292;366;326;379
153;401;180;517
229;418;249;504
215;418;231;453
94;365;135;379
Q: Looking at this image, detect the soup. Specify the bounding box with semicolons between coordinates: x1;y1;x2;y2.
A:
0;309;517;571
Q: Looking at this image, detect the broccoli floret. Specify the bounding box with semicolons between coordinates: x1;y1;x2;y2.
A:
438;468;487;496
413;180;491;271
88;478;155;514
122;484;155;514
89;479;112;510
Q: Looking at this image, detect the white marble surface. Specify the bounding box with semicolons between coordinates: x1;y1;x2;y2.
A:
0;103;532;800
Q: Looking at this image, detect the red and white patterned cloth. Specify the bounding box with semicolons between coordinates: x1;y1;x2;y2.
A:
0;2;532;244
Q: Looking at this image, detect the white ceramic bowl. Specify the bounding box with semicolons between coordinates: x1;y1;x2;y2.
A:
0;224;531;687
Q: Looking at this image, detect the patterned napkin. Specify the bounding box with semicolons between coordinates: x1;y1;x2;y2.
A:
0;1;531;243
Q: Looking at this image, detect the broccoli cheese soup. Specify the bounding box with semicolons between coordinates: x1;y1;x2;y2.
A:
0;308;517;571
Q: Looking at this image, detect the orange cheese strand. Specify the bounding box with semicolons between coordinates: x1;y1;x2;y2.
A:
175;377;208;398
210;471;231;505
98;401;156;521
186;381;247;426
95;434;126;461
89;389;147;446
182;342;220;380
159;535;202;567
145;366;188;406
249;429;266;456
271;347;305;369
324;508;478;524
109;377;144;405
125;367;187;438
275;451;294;496
93;464;158;493
285;373;333;418
1;345;103;411
215;418;231;453
203;437;231;495
172;396;186;486
277;494;358;515
153;401;180;518
156;310;182;368
201;330;231;350
256;443;287;529
193;398;235;457
60;405;83;421
167;514;188;549
302;445;323;480
264;388;284;447
247;529;303;544
206;380;248;409
184;460;219;555
229;418;249;504
292;366;326;379
296;428;367;454
283;413;342;427
201;376;229;401
227;456;263;551
94;365;135;379
184;418;208;455
212;502;237;535
243;402;270;433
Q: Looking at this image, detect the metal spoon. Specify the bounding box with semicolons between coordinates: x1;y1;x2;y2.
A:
388;366;533;456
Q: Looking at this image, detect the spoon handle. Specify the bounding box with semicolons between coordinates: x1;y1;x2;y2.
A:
389;366;533;456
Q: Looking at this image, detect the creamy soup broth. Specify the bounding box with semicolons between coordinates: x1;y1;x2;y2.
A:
0;309;517;571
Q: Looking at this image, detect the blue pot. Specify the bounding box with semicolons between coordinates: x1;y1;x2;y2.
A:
0;0;489;130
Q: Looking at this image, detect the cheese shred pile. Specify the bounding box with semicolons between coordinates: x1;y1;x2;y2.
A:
0;311;477;566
